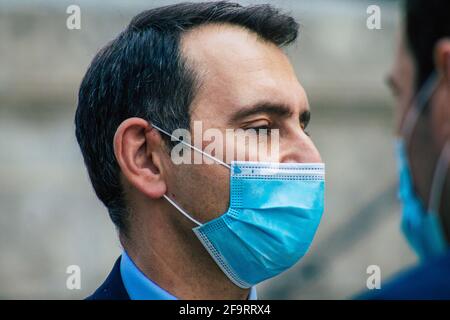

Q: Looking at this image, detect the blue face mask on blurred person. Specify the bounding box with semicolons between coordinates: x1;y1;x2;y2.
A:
396;73;450;261
151;125;325;288
395;140;449;260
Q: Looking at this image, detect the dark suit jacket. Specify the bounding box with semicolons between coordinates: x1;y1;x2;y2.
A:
86;256;130;300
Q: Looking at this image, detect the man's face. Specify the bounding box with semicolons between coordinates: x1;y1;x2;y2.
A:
388;29;441;207
160;24;321;225
389;31;416;134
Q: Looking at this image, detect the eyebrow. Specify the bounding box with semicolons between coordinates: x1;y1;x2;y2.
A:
228;101;295;124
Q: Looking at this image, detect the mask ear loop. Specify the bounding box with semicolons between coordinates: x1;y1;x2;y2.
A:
162;194;203;226
151;124;231;169
150;123;231;226
428;140;450;214
401;72;440;144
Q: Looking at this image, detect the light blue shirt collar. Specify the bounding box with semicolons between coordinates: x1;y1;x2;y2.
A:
120;251;257;300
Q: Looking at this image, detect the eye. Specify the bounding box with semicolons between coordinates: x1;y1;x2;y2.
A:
300;111;311;135
253;125;271;132
244;125;273;136
242;120;272;134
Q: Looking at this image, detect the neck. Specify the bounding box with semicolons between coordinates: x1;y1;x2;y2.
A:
120;202;250;300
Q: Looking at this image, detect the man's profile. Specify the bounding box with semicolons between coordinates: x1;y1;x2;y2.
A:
75;1;324;300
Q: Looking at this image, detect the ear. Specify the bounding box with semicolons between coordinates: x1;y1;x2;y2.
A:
113;117;167;199
434;38;450;85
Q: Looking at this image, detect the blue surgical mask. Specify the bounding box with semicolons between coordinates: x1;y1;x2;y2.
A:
151;124;325;288
396;73;450;260
395;139;448;260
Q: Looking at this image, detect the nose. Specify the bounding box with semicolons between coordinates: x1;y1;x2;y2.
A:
279;128;322;163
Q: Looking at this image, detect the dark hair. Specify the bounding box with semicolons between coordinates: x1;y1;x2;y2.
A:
75;1;299;234
405;0;450;90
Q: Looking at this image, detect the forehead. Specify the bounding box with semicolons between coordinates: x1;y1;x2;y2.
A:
180;23;306;116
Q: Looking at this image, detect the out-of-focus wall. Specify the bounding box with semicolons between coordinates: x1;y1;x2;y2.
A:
0;0;416;299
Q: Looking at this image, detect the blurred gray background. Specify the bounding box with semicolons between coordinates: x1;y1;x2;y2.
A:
0;0;417;299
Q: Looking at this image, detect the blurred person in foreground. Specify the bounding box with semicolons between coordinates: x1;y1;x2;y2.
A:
359;0;450;299
75;2;325;300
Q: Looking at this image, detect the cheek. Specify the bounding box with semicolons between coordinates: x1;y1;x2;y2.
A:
175;164;231;221
394;56;416;135
202;165;231;217
431;88;450;147
198;164;231;221
409;117;439;204
396;85;416;137
395;97;408;136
